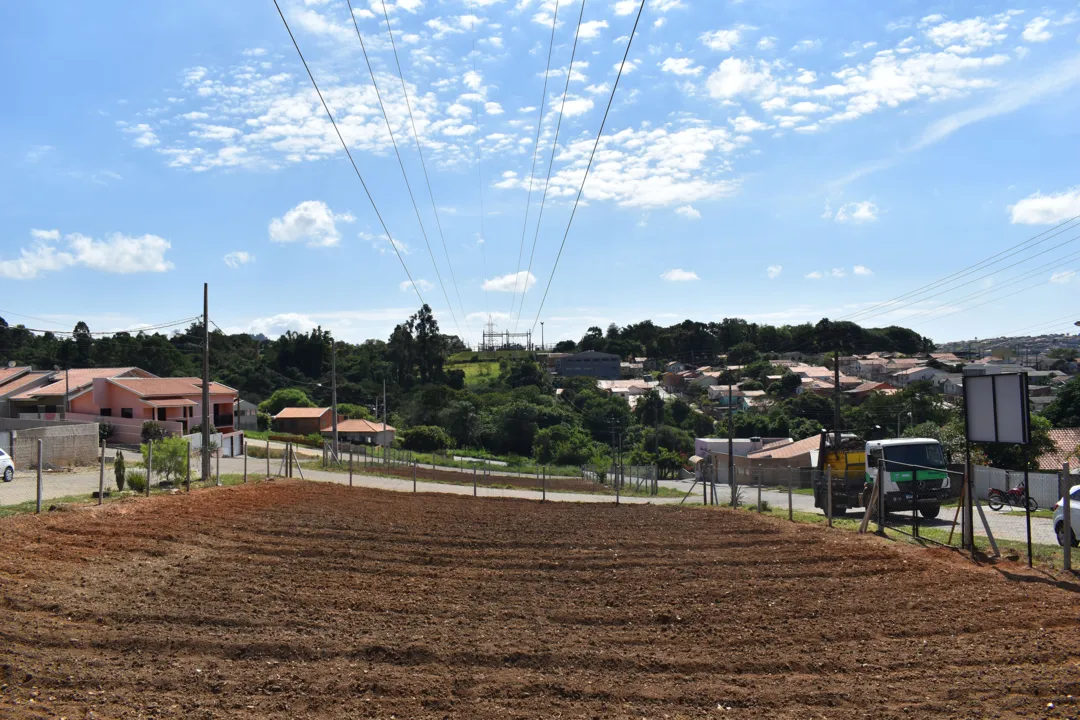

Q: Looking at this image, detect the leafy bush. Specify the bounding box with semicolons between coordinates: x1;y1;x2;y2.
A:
142;436;190;487
141;421;167;444
258;388;316;416
126;470;147;493
99;422;115;442
256;411;271;431
305;433;325;447
190;423;217;436
399;425;453;452
114;451;126;491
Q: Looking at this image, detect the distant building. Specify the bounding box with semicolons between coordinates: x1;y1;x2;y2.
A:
620;361;644;378
556;351;620;379
323;419;395;447
274;407;343;435
236;399;259;431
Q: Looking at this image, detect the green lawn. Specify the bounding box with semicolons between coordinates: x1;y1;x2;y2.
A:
446;361;500;388
1005;509;1056;520
448;350;534;363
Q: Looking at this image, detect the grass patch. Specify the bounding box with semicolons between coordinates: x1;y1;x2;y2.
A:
446;361;500;388
1004;509;1055;520
448;350;534;363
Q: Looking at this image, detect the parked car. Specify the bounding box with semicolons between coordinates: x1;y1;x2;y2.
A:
0;448;12;482
1052;483;1080;547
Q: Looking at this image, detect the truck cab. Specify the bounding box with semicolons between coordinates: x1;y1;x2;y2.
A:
864;438;951;519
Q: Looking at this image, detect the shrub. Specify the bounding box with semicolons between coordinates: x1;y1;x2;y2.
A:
190;423;217;436
114;451;126;492
305;433;325;447
126;470;147;493
142;436;189;487
256;412;271;431
399;425;453;452
141;421;167;444
99;422;115;442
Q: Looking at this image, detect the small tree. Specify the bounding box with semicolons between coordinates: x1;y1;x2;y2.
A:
141;421;167;444
142;436;189;487
99;422;115;442
399;425;453;452
114;450;126;491
258;388;316;416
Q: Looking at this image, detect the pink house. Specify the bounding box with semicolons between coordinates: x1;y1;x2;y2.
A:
92;377;239;433
10;367;154;416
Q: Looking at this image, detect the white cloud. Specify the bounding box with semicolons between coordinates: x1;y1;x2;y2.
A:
756;36;777;51
268;200;355;247
463;70;483;90
1008;187;1080;225
25;145;53;163
484;101;504;115
791;39;821;52
1050;270;1076;284
705;57;775;99
766;265;782;279
675;205;701;219
1022;17;1053;42
830;267;847;278
578;19;609;39
660;57;703;76
400;278;435;292
790;101;828;113
701;28;744;52
924;15;1011;54
223;251;254;268
483;270;536;292
242;48;268;57
853;265;873;276
0;230;174;280
833;200;879;223
805;271;823;280
730;115;768;133
660;268;699;282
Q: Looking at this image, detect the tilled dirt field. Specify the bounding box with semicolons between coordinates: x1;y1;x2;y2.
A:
2;481;1079;719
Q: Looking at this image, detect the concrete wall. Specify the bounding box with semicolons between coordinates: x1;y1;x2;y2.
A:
0;419;100;468
20;412;184;445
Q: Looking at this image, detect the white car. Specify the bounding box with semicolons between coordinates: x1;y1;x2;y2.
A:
0;448;12;483
1052;483;1080;547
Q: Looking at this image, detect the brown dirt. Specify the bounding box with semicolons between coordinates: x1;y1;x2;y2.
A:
1;480;1079;719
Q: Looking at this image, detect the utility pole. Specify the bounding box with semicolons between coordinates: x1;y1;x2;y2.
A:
727;375;734;506
540;321;545;352
331;339;339;458
64;364;69;416
833;344;842;449
201;283;211;482
382;377;387;434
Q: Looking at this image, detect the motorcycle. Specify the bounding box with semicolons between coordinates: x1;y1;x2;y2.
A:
987;484;1038;512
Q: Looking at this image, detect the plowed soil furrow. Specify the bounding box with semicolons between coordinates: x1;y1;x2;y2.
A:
1;480;1078;719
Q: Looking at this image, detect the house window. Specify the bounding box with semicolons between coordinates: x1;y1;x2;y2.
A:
157;408;167;422
45;405;57;414
121;408;133;419
100;408;112;417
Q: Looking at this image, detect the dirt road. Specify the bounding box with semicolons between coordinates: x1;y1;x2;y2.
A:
2;481;1079;718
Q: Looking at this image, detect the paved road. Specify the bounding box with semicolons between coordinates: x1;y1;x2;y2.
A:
0;458;1058;546
660;478;1058;546
0;456;678;509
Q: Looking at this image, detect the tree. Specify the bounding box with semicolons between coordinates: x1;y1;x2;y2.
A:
978;415;1055;471
142;436;189;487
399;425;453;452
258;388;316;416
141;421;167;444
727;342;759;365
114;450;126;492
533;425;598;466
553;340;577;353
1045;376;1080;428
337;403;374;420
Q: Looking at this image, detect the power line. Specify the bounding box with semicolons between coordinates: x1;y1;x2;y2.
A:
529;0;646;333
508;0;561;324
0;310;70;328
472;23;489;317
271;0;427;304
839;214;1080;323
10;316;201;337
898;241;1080;325
376;0;472;343
344;0;463;340
852;225;1080;325
515;0;587;332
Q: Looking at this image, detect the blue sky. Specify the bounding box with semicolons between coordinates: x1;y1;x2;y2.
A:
2;0;1080;347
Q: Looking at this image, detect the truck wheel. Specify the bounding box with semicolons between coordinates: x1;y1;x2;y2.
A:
919;505;940;520
831;505;847;517
2;467;11;482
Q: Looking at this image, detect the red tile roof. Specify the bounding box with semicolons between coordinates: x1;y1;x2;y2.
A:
109;377;235;398
145;398;198;408
0;371;52;398
329;419;396;433
274;407;332;419
748;435;819;460
0;366;31;387
11;367;146;400
1039;428;1080;471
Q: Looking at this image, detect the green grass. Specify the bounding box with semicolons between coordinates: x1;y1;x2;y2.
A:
1005;509;1055;520
446;361;500;388
448;350;534;363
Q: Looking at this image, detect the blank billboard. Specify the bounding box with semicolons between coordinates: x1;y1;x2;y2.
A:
965;373;1030;445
